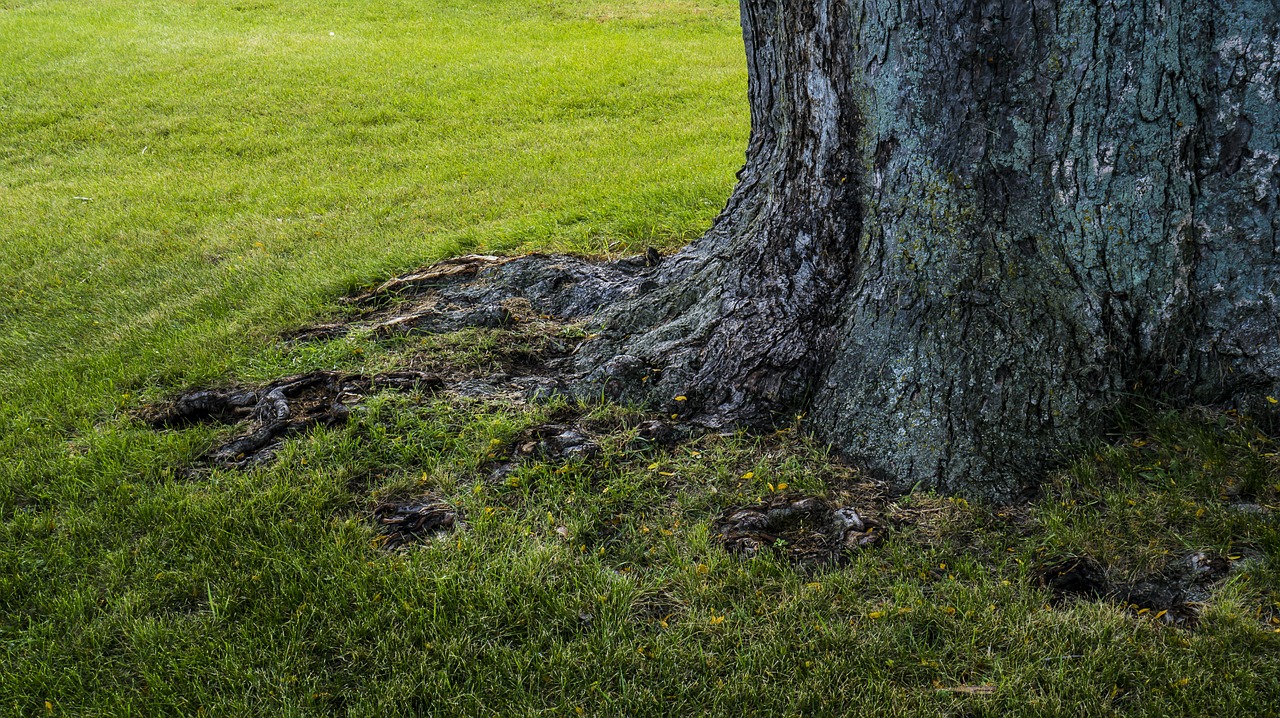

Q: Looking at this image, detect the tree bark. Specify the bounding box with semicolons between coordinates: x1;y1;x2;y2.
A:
574;0;1280;500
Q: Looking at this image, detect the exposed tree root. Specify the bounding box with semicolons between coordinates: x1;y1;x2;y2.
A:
1036;551;1235;627
131;254;1271;629
145;370;441;468
143;252;663;478
373;495;461;549
714;494;885;567
293;250;808;426
315;253;656;341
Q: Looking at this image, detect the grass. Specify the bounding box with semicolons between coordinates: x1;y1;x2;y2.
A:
2;1;1279;715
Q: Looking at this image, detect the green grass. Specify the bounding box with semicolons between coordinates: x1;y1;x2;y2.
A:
3;1;1279;716
0;0;744;412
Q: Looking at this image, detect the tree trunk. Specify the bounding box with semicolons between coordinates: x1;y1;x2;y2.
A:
575;0;1280;500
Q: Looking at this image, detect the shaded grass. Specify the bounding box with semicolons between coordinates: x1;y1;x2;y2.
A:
6;324;1279;716
2;1;1279;716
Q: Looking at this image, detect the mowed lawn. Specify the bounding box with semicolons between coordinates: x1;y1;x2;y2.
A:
0;0;744;404
2;1;1279;716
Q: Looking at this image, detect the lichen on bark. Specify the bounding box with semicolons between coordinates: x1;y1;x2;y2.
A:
812;0;1280;497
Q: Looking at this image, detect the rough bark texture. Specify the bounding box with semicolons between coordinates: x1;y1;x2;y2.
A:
577;0;863;421
573;0;1280;500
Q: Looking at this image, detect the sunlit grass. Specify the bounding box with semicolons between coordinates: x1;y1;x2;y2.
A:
0;0;745;419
